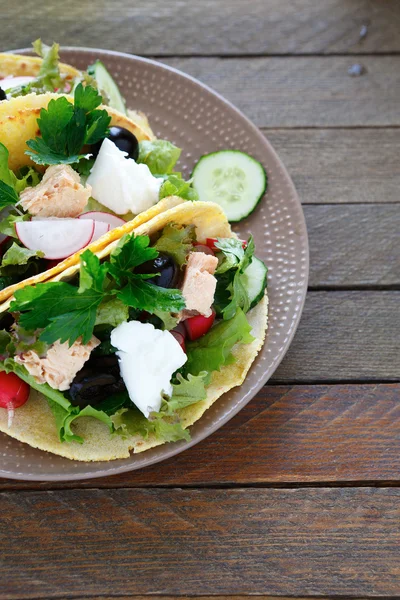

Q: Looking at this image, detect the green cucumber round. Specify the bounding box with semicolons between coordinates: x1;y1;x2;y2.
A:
192;150;267;222
87;60;127;115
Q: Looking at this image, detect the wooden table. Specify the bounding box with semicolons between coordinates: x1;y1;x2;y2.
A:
1;1;400;598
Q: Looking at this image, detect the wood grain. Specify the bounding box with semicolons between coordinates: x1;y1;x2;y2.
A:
305;205;400;287
2;487;400;598
162;57;400;127
273;291;400;382
1;384;399;490
3;0;400;55
265;128;400;204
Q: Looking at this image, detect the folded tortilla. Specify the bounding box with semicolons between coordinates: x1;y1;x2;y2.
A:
0;200;268;461
0;52;80;80
0;91;174;305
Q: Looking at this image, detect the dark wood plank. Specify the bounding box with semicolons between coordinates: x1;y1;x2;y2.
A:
2;487;400;598
305;205;400;287
162;57;400;127
273;291;400;382
265;128;400;204
4;0;400;55
1;384;399;490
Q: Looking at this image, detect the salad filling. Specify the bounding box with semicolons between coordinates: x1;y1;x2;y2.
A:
0;77;197;298
0;219;266;447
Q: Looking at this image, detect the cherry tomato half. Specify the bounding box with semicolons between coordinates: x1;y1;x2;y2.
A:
184;309;216;341
0;371;30;409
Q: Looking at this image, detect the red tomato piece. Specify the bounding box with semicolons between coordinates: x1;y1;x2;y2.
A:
0;371;30;409
184;309;216;341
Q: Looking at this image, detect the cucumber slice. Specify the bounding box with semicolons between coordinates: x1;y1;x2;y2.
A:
192;150;267;222
87;60;127;115
241;256;268;309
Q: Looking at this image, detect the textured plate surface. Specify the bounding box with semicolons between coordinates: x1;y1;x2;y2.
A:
0;48;309;481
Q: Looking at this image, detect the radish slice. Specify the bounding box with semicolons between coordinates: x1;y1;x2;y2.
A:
0;76;35;90
78;211;125;229
15;219;95;260
89;220;110;243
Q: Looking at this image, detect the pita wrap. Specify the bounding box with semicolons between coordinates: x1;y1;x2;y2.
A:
0;201;268;460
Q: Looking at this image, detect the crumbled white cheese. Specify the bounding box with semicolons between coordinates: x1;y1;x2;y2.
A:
110;321;187;417
87;139;162;215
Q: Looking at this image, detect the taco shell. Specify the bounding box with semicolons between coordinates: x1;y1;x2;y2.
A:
0;52;80;80
0;201;268;461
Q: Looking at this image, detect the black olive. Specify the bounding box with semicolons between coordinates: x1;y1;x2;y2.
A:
68;355;127;408
135;253;179;288
90;126;139;160
0;312;14;332
0;87;6;101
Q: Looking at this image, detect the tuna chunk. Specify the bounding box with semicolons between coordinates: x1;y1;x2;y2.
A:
19;164;91;218
180;251;218;318
15;337;99;391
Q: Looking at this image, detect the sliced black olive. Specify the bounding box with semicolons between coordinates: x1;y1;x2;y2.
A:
90;126;139;160
135;252;180;289
0;87;6;101
68;355;127;408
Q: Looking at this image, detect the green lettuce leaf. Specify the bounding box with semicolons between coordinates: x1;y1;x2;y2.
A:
112;372;208;444
1;242;44;267
153;223;195;267
0;330;11;358
185;308;254;375
159;173;198;201
95;297;129;327
111;407;153;439
0;213;30;238
163;372;208;414
0;143;41;209
214;237;256;319
138;140;181;175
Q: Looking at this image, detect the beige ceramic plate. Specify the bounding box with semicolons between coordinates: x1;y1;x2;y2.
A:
0;48;308;481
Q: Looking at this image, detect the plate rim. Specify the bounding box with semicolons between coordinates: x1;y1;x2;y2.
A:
0;47;309;481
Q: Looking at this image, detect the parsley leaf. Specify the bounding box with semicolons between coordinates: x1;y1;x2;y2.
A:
108;234;158;283
0;143;41;208
26;84;111;166
117;278;185;313
10;251;107;346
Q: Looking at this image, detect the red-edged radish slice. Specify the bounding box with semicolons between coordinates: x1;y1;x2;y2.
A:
78;211;125;229
0;76;35;90
89;220;110;243
0;371;30;409
15;219;95;260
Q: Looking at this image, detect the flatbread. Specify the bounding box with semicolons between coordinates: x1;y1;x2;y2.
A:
0;201;269;461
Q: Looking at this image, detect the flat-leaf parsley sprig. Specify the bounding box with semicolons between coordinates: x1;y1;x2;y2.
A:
25;84;111;166
10;234;185;347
